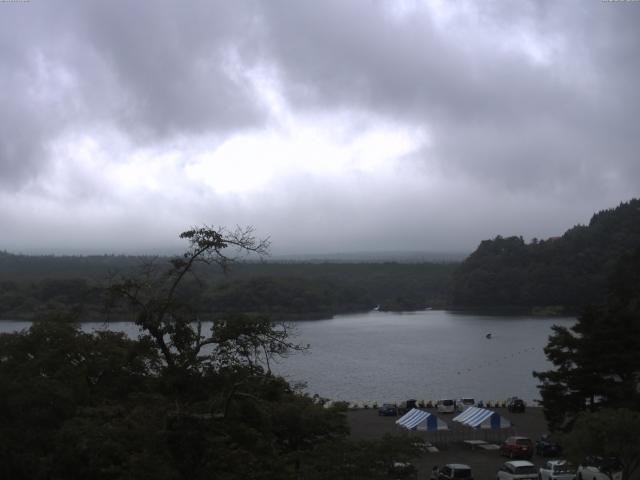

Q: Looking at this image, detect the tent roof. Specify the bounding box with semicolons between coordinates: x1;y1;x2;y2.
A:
396;408;430;429
452;406;511;429
396;408;448;431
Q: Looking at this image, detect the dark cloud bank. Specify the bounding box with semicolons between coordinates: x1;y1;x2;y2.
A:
1;0;639;255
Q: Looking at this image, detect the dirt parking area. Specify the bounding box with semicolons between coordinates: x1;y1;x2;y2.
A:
347;407;552;480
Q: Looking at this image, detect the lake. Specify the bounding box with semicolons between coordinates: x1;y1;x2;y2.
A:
0;310;574;404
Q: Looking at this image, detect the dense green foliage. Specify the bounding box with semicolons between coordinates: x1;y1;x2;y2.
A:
452;199;640;311
1;320;419;479
204;276;372;319
535;243;640;478
534;247;640;432
0;254;455;320
562;409;640;480
0;227;423;479
0;250;144;281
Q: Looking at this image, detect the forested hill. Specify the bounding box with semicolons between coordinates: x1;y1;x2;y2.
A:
0;253;455;320
451;198;640;312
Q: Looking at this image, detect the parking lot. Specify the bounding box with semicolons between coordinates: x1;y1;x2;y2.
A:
347;407;555;480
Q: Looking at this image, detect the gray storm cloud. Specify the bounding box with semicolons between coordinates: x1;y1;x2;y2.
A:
0;0;639;254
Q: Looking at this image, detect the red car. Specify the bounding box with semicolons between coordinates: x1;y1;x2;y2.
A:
500;436;533;460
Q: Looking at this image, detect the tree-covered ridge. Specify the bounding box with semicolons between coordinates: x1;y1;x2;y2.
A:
0;257;455;320
452;198;640;311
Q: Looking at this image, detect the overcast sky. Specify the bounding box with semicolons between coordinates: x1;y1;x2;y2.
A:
1;0;639;256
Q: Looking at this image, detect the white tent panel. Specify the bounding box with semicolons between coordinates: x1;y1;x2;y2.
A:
396;408;448;431
452;406;511;429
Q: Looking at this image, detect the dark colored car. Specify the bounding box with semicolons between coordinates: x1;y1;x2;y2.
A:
378;403;398;416
536;435;562;457
500;436;534;460
398;399;417;414
507;397;526;413
438;463;473;480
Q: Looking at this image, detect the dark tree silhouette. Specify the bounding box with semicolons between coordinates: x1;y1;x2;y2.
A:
534;248;640;431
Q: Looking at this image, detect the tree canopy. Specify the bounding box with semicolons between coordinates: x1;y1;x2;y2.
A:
0;253;454;321
452;198;640;312
563;408;640;480
0;226;423;479
534;247;640;431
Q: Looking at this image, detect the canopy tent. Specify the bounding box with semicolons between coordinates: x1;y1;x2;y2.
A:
452;406;511;429
395;408;449;431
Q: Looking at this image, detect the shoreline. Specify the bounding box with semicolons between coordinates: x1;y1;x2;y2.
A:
0;304;580;323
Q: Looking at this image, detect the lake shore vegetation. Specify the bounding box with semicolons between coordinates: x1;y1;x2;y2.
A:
0;226;425;479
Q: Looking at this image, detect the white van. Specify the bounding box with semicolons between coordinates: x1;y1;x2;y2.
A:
456;397;476;411
437;399;456;413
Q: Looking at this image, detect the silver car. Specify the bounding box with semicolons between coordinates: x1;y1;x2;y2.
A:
497;461;537;480
577;458;622;480
539;461;576;480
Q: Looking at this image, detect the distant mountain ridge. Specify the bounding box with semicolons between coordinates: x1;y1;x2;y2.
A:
451;198;640;312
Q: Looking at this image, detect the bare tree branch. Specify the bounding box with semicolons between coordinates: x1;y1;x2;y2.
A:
108;225;297;375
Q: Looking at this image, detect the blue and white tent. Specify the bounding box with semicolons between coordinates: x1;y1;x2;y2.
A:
395;408;449;431
452;406;511;429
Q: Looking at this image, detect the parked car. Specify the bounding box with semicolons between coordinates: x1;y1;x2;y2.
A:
456;398;476;411
500;436;533;459
507;397;526;413
437;399;456;413
497;461;538;480
438;463;473;480
577;457;622;480
539;460;576;480
398;399;417;414
378;403;398;416
536;435;562;457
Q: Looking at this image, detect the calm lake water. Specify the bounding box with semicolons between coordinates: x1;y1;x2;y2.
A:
0;310;574;404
